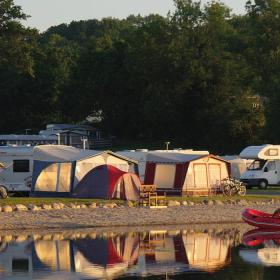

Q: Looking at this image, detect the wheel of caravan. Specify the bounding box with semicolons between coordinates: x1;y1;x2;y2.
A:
238;185;246;196
258;180;268;190
0;186;8;199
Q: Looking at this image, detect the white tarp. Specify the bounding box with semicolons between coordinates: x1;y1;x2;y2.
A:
34;145;100;162
33;145;138;163
146;153;203;163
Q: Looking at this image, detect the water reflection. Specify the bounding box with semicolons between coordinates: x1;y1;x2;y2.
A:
0;228;239;279
241;229;280;267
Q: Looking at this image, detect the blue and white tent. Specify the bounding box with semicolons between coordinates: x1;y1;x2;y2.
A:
31;145;140;199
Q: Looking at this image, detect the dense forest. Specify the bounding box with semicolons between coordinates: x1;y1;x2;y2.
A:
1;0;280;153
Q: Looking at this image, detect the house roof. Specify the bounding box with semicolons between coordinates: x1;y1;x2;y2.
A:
33;145;138;164
0;135;57;141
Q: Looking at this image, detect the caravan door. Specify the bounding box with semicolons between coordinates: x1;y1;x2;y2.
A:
263;161;279;185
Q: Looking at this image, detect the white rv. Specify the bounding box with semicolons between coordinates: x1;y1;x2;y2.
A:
239;144;280;189
0;146;33;195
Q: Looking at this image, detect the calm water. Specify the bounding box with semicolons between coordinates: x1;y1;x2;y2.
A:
0;226;280;279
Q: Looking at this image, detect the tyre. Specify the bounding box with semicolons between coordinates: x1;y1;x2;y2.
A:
238;185;246;196
258;180;268;190
0;186;8;199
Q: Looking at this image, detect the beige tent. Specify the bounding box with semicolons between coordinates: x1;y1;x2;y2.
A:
145;153;230;195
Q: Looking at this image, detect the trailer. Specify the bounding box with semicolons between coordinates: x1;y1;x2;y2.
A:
240;144;280;189
0;146;33;196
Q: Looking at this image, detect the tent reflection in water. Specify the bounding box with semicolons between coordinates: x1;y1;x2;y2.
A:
32;234;139;279
135;231;232;276
31;145;141;200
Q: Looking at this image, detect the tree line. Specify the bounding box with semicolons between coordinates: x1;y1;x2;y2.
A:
1;0;280;153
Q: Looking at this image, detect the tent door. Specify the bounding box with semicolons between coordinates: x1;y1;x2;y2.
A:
208;164;221;189
193;164;208;189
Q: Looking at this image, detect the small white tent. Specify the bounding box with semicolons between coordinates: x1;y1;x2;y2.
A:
221;156;249;179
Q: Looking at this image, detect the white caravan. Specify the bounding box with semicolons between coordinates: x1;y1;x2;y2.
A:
239;144;280;189
0;146;33;194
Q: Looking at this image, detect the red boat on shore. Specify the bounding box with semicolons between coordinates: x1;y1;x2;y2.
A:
242;208;280;229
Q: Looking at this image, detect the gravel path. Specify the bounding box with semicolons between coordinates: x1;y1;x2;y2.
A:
1;204;280;231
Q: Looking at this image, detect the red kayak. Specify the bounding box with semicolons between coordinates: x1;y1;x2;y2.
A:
242;228;280;247
242;208;280;229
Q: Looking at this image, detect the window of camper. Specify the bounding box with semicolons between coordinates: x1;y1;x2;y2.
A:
35;163;58;192
266;161;276;171
13;160;29;172
268;149;278;156
248;160;266;170
58;163;72;192
265;149;279;156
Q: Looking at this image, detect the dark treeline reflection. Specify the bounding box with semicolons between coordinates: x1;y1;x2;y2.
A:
0;227;280;279
4;0;280;153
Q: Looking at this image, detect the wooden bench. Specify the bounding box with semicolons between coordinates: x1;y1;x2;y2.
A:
139;185;166;206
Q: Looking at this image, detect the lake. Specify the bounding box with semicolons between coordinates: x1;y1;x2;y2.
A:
0;225;280;279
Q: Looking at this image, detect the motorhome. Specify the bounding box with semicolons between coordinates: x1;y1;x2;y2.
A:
0;146;33;195
239;144;280;189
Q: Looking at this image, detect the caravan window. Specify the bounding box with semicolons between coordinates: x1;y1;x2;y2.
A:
265;149;279;156
266;161;276;171
248;160;266;171
13;160;30;172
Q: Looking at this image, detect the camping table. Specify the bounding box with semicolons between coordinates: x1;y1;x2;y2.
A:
139;185;166;206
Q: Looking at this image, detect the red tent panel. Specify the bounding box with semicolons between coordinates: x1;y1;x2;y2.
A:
144;162;156;184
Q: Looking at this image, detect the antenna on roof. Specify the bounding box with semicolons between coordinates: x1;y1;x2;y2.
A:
165;141;170;151
81;137;88;150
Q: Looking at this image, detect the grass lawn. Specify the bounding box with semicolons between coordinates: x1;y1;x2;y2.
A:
0;194;279;206
0;197;125;206
165;194;280;203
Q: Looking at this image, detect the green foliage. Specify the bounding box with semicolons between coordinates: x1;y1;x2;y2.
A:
2;0;280;153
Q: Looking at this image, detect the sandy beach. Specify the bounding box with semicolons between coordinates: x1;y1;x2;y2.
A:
0;203;279;232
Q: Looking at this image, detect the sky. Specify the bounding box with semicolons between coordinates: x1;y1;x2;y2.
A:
15;0;247;32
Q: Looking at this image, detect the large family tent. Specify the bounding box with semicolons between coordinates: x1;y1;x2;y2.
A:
31;145;141;200
117;149;209;181
144;153;230;196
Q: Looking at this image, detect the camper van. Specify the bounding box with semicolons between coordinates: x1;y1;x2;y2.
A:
239;144;280;189
0;146;33;195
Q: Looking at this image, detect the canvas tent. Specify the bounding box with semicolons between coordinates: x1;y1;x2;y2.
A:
220;156;249;179
144;153;230;195
31;145;140;200
117;149;209;181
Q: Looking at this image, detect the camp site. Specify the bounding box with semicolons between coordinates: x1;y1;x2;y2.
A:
3;0;280;278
